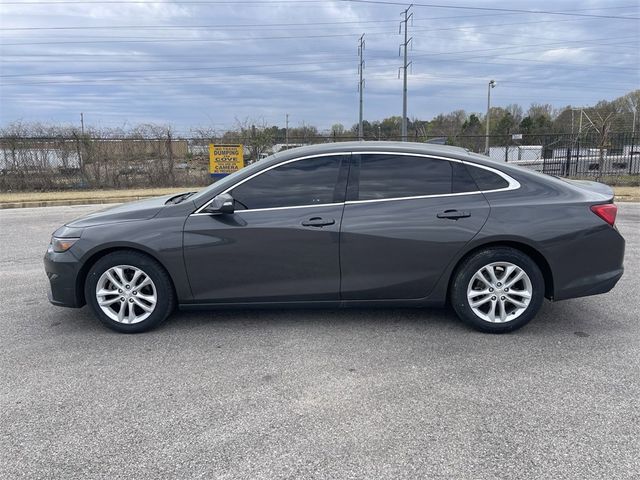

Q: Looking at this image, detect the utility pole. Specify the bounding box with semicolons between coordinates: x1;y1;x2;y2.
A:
79;112;85;171
570;107;585;135
399;4;413;142
628;98;637;175
628;97;637;134
285;113;289;149
484;79;496;155
358;33;365;141
578;108;584;161
571;108;574;136
578;109;584;135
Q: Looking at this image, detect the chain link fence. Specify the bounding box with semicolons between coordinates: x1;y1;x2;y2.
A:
465;131;639;180
1;131;638;191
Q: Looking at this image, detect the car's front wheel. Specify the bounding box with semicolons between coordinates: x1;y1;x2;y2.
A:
450;247;544;333
84;250;175;333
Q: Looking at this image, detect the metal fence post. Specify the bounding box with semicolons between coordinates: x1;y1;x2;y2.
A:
630;132;637;175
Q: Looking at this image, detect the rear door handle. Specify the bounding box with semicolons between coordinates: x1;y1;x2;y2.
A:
437;209;471;220
301;217;336;227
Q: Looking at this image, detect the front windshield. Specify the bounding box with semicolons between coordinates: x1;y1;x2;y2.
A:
188;154;278;203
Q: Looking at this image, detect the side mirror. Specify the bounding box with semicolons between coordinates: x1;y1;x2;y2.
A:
203;193;235;215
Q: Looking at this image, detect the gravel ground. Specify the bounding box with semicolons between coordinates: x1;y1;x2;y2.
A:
0;203;638;479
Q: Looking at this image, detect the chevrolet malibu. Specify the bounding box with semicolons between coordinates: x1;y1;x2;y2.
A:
44;142;625;333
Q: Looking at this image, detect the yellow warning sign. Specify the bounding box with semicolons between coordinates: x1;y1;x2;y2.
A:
209;144;244;178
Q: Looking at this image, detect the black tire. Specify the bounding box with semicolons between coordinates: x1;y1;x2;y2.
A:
84;250;175;333
450;247;544;333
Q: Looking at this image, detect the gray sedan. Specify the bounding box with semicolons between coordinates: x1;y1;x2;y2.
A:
44;142;625;333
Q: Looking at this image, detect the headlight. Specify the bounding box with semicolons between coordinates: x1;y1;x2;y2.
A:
51;237;79;253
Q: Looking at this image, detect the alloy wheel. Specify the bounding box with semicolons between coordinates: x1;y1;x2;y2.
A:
466;262;532;323
95;265;157;324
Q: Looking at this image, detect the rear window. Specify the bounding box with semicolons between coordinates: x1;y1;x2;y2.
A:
452;162;478;193
466;165;509;191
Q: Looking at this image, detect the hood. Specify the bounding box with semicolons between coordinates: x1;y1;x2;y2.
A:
65;194;177;228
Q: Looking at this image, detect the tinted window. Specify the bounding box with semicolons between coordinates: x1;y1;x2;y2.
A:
231;155;343;210
466;165;509;191
452;162;478;193
357;154;452;200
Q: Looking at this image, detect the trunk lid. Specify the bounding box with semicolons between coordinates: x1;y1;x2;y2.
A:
559;178;614;200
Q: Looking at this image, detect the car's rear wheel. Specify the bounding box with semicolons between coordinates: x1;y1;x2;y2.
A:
450;247;544;333
85;251;175;333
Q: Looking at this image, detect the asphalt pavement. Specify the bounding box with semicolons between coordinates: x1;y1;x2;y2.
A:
1;203;639;479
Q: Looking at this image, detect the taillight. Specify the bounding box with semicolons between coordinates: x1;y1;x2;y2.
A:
590;203;617;226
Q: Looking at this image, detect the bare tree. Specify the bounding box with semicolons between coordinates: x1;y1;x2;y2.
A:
230;118;275;164
582;101;620;178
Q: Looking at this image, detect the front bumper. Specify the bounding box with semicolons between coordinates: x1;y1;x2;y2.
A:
44;248;84;308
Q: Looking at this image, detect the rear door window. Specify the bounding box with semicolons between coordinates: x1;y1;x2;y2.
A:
356;154;452;200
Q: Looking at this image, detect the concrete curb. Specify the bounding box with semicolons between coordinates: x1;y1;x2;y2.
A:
0;195;157;209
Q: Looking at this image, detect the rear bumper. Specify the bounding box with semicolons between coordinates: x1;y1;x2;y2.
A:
44;249;83;308
554;267;623;301
551;225;625;301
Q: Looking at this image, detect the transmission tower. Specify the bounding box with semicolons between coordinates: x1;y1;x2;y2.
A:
399;5;413;142
358;33;365;141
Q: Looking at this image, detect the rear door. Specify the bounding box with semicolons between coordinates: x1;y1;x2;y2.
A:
339;153;490;300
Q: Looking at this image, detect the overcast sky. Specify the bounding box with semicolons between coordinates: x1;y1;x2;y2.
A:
0;0;638;134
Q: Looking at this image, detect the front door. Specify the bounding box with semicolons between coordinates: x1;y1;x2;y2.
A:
340;153;490;300
183;154;349;303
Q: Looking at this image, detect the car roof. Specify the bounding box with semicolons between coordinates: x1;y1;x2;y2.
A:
274;141;472;161
191;140;563;208
265;140;548;184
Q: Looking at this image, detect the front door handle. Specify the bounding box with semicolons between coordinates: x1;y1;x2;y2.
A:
437;209;471;220
301;217;336;227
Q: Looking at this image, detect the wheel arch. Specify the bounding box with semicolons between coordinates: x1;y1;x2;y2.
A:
448;240;555;300
75;245;177;307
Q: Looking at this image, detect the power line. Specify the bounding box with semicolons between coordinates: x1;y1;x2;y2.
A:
337;1;640;20
6;33;635;49
3;23;636;48
0;32;365;46
2;69;636;90
2;0;638;21
0;66;357;87
362;72;638;91
411;36;640;60
3;11;637;50
0;19;400;31
2;40;637;79
409;27;640;46
417;51;640;72
3;7;637;31
0;58;362;78
3;70;633;101
1;87;633;106
0;51;361;58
